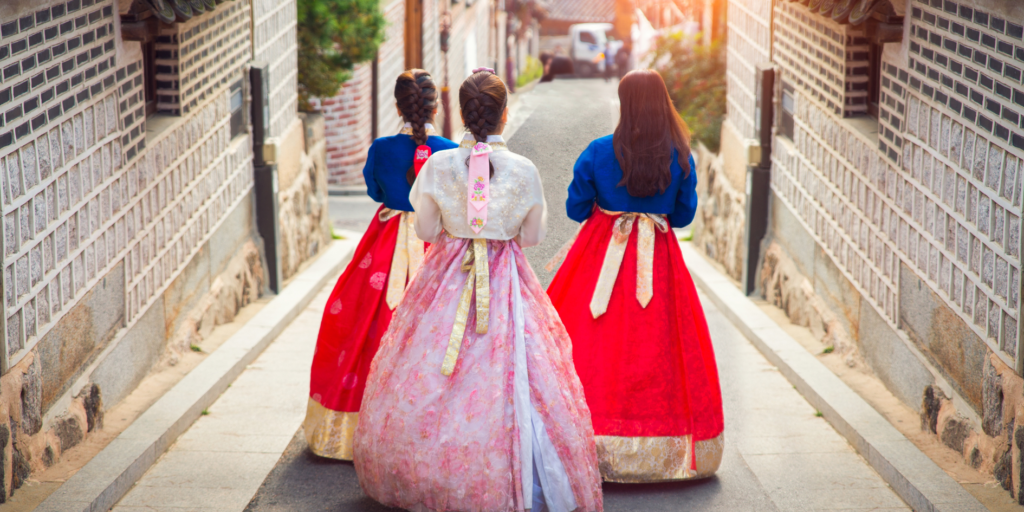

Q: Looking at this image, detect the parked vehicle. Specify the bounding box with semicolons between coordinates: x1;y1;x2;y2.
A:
568;23;623;77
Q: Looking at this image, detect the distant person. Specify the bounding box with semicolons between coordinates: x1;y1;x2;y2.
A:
540;50;574;82
603;43;616;82
304;70;458;461
546;69;724;483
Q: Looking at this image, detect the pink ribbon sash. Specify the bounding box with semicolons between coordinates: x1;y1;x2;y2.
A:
468;142;492;233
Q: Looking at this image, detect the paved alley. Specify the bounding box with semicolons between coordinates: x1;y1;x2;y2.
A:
111;79;910;511
245;79;910;511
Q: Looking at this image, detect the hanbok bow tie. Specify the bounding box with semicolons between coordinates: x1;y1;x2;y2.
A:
467;142;492;233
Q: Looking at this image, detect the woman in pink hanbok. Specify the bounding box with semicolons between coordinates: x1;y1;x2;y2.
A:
353;70;603;512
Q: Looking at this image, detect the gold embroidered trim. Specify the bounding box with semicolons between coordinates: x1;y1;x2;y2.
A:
589;208;668;318
441;239;489;376
383;209;426;310
399;126;438;136
303;398;359;461
595;433;724;483
459;138;508;151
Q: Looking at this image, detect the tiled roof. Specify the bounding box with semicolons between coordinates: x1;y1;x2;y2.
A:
545;0;615;23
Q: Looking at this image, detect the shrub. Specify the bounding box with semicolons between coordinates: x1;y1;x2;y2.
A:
516;55;543;88
651;32;726;152
297;0;386;111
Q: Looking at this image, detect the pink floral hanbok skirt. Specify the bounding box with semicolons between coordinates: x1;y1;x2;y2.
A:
353;235;604;512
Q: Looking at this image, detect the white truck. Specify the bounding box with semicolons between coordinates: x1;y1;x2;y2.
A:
568;23;623;77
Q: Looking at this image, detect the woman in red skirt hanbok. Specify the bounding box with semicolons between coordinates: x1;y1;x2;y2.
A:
303;70;458;460
547;69;724;483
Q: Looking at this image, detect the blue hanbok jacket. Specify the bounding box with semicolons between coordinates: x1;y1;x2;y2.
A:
363;132;459;212
566;134;698;228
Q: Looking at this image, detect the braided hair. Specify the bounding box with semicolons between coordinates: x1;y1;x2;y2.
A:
395;69;439;184
459;71;508;176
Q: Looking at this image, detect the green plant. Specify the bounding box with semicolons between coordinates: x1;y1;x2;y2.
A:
201;409;210;416
298;0;386;111
822;346;834;354
814;410;824;418
516;55;543;88
190;344;202;352
651;33;726;152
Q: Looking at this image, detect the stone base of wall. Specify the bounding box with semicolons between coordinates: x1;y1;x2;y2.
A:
762;188;1024;503
0;189;262;502
691;143;746;281
760;242;861;367
278;115;331;281
162;241;265;366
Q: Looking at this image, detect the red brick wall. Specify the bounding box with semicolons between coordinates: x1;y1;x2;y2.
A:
311;64;373;186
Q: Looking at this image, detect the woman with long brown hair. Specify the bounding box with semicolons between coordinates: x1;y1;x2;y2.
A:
547;69;724;483
304;69;458;461
353;69;603;512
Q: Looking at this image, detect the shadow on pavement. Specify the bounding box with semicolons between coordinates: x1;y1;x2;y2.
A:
247;427;733;512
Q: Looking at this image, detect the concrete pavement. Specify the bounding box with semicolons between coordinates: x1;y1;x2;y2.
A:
244;285;909;511
242;79;909;511
107;78;914;511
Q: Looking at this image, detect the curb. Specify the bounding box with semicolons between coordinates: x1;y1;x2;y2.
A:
36;239;358;512
680;242;986;512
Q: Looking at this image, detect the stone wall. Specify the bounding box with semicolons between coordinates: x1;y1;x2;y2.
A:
0;0;315;501
277;114;330;280
708;0;1024;503
724;0;771;140
691;143;745;281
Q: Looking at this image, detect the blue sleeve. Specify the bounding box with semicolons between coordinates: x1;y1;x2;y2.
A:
566;142;599;223
363;142;383;203
669;154;698;228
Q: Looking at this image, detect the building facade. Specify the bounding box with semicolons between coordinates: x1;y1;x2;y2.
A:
318;0;505;186
0;0;327;500
706;0;1024;500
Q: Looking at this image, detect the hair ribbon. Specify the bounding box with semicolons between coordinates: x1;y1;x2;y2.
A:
472;67;496;75
467;142;492;233
413;145;431;176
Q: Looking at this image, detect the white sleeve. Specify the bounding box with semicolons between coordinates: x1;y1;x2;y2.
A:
409;155;444;244
517;164;547;248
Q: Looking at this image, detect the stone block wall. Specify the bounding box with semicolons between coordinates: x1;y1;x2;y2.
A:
725;0;770;140
709;0;1024;502
691;143;745;281
0;0;313;501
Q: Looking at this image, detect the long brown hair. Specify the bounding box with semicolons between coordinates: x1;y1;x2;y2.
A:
613;69;691;197
395;69;439;184
459;71;508;176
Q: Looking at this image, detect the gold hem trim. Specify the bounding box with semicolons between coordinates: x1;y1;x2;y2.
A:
595;433;724;483
303;398;358;461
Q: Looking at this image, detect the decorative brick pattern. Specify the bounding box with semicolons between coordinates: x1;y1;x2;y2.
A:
774;2;870;118
725;0;771;139
900;0;1024;361
154;3;251;116
0;0;256;369
770;101;901;325
253;0;298;139
761;0;1024;367
0;0;121;363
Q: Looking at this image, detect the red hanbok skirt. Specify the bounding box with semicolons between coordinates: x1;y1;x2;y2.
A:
304;204;420;460
547;208;724;482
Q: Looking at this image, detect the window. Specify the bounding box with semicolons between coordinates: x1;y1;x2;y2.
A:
142;40;157;116
579;32;597;45
230;78;244;138
867;40;883;118
780;81;795;140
